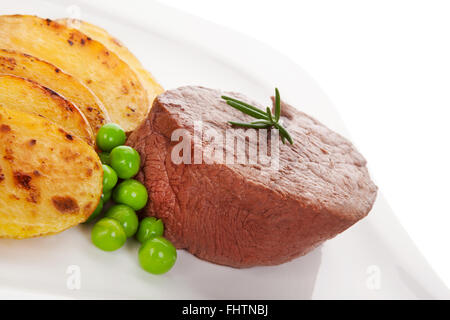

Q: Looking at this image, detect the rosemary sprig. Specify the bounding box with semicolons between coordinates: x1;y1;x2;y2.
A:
221;88;293;144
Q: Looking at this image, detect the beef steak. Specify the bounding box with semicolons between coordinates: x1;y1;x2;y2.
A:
127;86;377;268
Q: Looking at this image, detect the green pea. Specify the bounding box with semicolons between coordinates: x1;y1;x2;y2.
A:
110;146;140;179
91;218;126;251
84;198;103;224
113;179;148;211
138;236;177;275
96;123;126;152
136;217;164;243
98;152;111;165
102;164;118;192
102;189;112;203
105;204;139;238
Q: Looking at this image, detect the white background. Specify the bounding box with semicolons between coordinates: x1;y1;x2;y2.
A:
154;0;450;288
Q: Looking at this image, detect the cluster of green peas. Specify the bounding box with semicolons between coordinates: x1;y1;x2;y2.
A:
86;123;177;275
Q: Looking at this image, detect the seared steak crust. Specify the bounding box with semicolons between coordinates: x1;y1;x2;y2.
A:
127;86;377;268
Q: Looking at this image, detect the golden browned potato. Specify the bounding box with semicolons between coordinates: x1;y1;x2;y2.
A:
0;106;103;238
0;75;94;145
0;15;149;132
0;49;110;134
58;18;164;109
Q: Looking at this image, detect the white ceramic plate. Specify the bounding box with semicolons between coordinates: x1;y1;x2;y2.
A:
0;0;448;299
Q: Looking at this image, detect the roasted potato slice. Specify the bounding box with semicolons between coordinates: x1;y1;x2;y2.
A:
58;18;164;109
0;75;94;145
0;49;110;134
0;15;149;132
0;106;103;238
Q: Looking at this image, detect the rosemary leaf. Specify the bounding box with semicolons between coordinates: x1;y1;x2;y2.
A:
275;88;281;122
222;96;267;116
266;107;274;123
228;121;270;129
225;100;268;120
275;123;293;145
251;120;273;126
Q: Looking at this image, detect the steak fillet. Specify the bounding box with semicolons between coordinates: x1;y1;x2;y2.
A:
127;86;377;268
